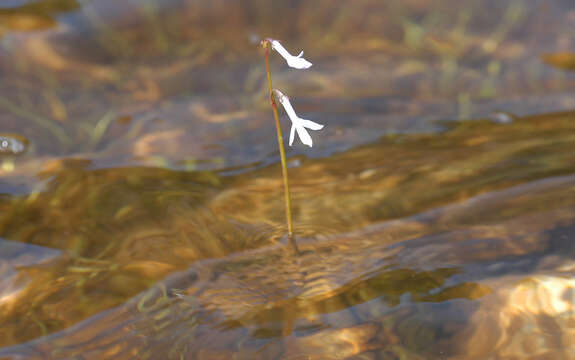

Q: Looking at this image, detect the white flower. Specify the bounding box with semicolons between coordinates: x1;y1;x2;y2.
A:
270;40;312;69
274;89;324;147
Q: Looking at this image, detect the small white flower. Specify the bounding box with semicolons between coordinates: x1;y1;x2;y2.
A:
270;40;312;69
274;89;324;147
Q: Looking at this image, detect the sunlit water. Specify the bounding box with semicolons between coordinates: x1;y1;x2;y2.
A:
2;0;575;359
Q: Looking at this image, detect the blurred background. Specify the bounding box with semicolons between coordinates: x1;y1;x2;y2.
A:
1;0;575;166
2;0;575;358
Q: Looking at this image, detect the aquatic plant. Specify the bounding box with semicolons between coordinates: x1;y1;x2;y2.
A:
261;38;323;253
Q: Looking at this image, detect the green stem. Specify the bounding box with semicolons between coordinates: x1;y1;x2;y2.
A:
263;41;299;254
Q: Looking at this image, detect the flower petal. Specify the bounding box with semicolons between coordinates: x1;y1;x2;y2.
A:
274;90;298;120
299;119;324;131
270;40;291;60
270;40;313;69
295;123;313;147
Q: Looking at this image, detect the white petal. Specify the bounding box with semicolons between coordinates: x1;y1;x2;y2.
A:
270;40;290;58
295;124;313;147
299;119;324;130
286;57;312;69
275;91;299;121
270;40;313;69
289;124;296;146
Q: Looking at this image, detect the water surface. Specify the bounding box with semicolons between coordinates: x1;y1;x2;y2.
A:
1;0;575;359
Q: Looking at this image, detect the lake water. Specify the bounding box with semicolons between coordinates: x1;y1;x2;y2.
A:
1;0;575;359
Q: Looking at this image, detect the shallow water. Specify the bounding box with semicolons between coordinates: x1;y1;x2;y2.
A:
1;0;575;359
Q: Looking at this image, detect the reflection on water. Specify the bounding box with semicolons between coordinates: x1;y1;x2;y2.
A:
2;0;575;359
0;238;59;310
0;0;79;32
1;0;575;159
0;134;28;155
2;112;575;358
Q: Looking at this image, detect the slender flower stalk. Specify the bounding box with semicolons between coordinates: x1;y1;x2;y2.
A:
262;39;298;254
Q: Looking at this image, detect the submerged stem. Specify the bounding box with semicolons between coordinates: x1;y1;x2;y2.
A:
263;41;299;254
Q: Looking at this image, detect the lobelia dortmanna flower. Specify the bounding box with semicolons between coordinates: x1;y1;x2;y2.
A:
267;39;324;147
269;39;313;69
273;89;324;147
